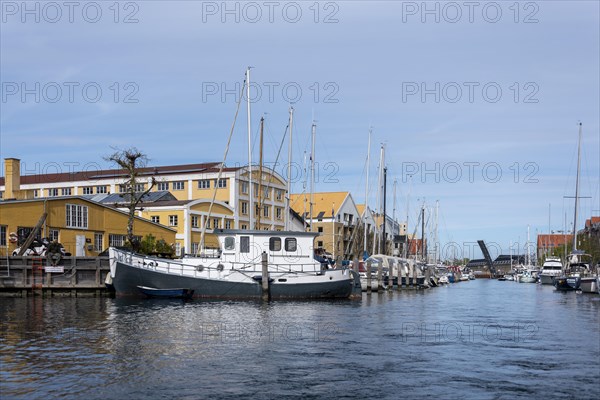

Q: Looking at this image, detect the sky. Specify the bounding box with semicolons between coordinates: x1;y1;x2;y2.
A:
1;0;599;260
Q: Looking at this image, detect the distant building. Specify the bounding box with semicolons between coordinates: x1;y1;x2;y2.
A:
290;191;360;261
536;233;573;259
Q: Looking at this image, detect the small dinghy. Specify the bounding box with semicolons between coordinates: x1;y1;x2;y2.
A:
137;286;194;299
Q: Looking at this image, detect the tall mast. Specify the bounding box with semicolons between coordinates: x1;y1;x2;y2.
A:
435;200;439;263
285;107;294;230
572;122;582;251
421;204;425;261
246;67;254;230
303;151;307;231
257;117;264;229
526;224;530;266
382;167;387;255
309;122;316;232
363;129;371;259
393;178;397;255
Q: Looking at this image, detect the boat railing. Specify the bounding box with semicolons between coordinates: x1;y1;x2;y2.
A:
115;248;330;277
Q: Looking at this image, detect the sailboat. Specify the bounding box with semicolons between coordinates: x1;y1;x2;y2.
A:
109;70;357;299
554;123;595;292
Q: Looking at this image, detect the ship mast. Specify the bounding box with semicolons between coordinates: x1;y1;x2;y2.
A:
284;107;294;231
246;67;254;230
572;122;582;252
363;129;371;259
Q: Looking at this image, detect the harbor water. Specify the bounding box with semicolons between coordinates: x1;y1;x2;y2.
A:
1;281;599;399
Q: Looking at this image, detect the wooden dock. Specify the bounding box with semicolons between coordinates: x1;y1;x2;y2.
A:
0;256;111;297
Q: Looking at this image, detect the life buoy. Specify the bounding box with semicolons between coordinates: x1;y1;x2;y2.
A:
9;233;18;243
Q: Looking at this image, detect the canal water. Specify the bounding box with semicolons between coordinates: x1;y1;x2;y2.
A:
1;280;599;399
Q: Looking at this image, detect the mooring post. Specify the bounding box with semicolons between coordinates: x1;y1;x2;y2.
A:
388;261;394;290
397;261;403;290
377;262;382;292
261;251;269;301
366;260;372;294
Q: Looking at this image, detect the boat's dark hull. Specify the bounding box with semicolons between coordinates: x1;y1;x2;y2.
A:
113;260;354;299
553;276;580;291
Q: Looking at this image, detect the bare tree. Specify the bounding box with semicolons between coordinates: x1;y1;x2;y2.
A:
105;147;156;250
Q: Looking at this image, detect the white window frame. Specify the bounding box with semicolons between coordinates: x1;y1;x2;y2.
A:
65;204;88;229
157;182;169;191
94;233;103;251
191;215;199;228
151;216;160;224
82;187;94;195
97;186;107;194
198;180;210;189
173;181;185;191
48;188;58;197
169;215;178;227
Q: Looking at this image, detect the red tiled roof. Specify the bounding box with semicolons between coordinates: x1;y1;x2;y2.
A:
585;216;600;228
0;162;242;185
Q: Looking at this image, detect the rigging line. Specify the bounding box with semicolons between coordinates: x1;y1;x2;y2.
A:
196;76;247;255
263;122;290;229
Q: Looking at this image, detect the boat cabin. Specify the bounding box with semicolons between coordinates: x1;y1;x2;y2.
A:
211;229;321;267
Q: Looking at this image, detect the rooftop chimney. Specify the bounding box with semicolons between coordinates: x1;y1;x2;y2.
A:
4;158;21;199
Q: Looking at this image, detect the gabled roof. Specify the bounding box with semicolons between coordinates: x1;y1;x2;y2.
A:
289;191;349;219
0;161;240;185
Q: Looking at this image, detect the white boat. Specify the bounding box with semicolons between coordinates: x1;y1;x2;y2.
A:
519;269;539;283
109;230;357;299
539;257;563;285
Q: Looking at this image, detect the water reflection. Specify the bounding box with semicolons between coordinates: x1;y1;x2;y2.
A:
1;281;599;399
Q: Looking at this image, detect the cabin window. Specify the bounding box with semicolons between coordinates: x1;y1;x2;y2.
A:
285;238;297;252
269;237;281;251
224;237;235;250
240;236;250;253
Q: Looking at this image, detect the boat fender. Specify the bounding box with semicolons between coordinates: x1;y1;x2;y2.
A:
196;265;204;272
216;264;224;272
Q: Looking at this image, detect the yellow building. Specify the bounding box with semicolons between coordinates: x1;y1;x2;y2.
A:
0;197;176;257
134;199;235;256
0;158;289;232
0;158;299;257
290;191;360;261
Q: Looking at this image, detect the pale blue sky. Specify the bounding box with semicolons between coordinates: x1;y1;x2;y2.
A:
1;1;599;259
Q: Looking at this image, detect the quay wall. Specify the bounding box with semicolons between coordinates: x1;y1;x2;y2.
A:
0;256;111;297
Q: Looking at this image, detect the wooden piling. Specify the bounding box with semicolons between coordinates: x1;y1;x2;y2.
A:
261;251;269;301
377;263;382;292
397;260;403;290
366;260;372;293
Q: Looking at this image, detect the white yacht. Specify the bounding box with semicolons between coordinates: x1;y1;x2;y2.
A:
539;257;563;285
